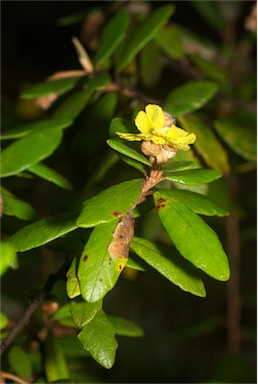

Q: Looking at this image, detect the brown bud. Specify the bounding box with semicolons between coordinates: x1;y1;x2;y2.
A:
141;141;178;165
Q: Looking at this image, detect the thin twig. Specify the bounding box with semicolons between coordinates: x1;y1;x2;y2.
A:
0;371;29;384
0;257;70;357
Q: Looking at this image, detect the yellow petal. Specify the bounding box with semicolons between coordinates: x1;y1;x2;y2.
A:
145;104;164;129
116;132;143;141
148;134;168;145
135;111;153;133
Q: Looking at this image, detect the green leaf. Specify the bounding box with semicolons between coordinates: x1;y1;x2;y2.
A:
164;81;218;117
44;335;69;382
116;5;175;70
77;179;143;228
0;125;63;177
126;254;146;271
165;169;222;185
161;160;194;172
21;77;82;98
28;162;72;190
160;189;230;217
1;187;37;220
109;117;138;138
0;118;72;140
66;257;81;299
10;212;78;252
0;312;9;330
77;220;128;302
8;346;32;380
70;298;102;328
155;25;184;59
95;9;130;64
139;41;161;87
131;237;206;297
190;55;227;83
84;71;111;90
108;315;144;337
154;191;230;281
52;89;92;120
0;241;18;277
214;118;256;161
107;139;151;166
179;114;230;173
191;0;225;32
77;309;118;369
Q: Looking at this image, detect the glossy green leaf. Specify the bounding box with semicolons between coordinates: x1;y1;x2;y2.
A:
78;309;117;369
44;335;69;382
154;191;230;281
78;220;128;302
108;315;144;337
10;212;78;252
0;312;9;330
126;255;146;271
117;153;147;173
52;89;92;120
160;189;229;217
0;241;18;277
214;118;256;161
70;298;102;328
139;41;161;87
95;9;129;64
66;257;81;299
155;25;184;59
107;139;151;166
131;237;206;297
165;81;218;117
117;5;175;70
21;76;82;98
8;346;32;380
0;118;72;140
1;188;37;220
0;126;63;177
53;303;72;322
161;160;194;173
179;115;230;174
28;162;72;190
77;178;143;228
165;169;222;185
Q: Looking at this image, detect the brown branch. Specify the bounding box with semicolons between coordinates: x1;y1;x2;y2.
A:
0;371;29;384
0;257;70;357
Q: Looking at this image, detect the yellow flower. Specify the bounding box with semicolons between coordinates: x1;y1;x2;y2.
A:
116;104;196;151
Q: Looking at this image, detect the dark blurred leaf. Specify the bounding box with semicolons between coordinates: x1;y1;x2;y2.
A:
77;220;127;302
0;241;18;277
131;237;206;297
0;312;9;329
0;126;63;177
214;118;256;161
95;9;130;64
52;89;93;120
8;346;32;380
10;212;78;252
109;117;138;138
44;335;69;382
154;191;230;281
21;77;82;98
165;169;222;185
0;119;72;140
66;258;81;299
139;41;161;87
108;315;144;337
77;179;143;228
191;0;225;32
190;55;227;82
116;5;175;70
155;25;184;59
179;114;230;173
165;81;218;117
1;187;37;220
28;162;72;190
78;310;117;369
160;189;229;217
84;71;111;90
